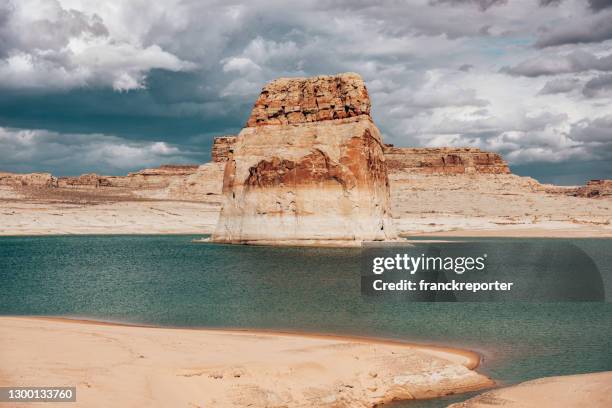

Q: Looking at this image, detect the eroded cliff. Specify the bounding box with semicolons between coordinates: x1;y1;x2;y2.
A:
383;146;510;175
212;73;396;245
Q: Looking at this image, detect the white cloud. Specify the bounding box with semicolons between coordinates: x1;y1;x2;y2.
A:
0;127;195;175
0;0;195;91
222;57;261;74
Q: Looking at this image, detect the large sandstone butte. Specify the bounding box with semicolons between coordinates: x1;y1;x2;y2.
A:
212;73;396;245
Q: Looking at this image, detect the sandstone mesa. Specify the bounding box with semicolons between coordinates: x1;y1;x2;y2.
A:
212;73;396;245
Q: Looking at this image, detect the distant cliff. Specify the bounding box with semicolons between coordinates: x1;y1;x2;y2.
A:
574;180;612;198
383;145;510;175
204;138;511;176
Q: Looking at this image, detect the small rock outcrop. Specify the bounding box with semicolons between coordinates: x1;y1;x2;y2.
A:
574;180;612;198
212;73;396;245
57;165;199;190
383;146;510;175
58;173;112;188
0;172;58;188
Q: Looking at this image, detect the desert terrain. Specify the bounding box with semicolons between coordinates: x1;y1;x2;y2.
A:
1;158;610;237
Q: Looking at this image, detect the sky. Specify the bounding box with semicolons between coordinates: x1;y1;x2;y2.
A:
0;0;611;184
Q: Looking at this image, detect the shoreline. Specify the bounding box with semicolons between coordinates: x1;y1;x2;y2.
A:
23;316;483;369
2;228;610;238
408;229;612;238
0;229;612;239
0;316;494;407
449;371;612;408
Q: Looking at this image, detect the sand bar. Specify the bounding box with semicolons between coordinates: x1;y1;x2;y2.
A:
449;371;612;408
0;317;493;407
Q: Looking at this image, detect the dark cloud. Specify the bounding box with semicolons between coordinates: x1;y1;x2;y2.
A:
582;74;612;97
429;0;507;11
565;114;612;181
512;160;612;185
588;0;612;12
459;64;474;71
570;115;612;143
502;50;612;77
538;78;581;94
538;0;562;6
535;1;612;13
535;11;612;47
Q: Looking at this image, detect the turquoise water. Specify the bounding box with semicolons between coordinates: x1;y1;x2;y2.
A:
1;235;611;407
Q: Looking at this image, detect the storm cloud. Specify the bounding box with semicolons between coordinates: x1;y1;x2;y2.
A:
503;50;612;77
535;10;612;47
0;0;611;184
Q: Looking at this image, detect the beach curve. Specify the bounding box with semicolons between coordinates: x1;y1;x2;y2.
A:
0;316;493;407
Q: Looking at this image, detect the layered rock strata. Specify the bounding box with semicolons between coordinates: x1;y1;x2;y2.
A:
245;74;370;127
0;172;58;188
574;179;612;198
214;139;511;176
383;146;510;175
212;73;396;245
165;163;225;201
211;136;237;162
54;165;199;190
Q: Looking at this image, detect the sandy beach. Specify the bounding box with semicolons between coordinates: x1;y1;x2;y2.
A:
449;371;612;408
0;317;493;407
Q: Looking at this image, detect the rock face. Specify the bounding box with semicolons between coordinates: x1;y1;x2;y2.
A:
574;180;612;198
56;165;199;190
246;74;370;127
383;146;510;175
212;73;396;245
0;172;58;188
165;162;225;201
58;173;112;188
211;136;237;162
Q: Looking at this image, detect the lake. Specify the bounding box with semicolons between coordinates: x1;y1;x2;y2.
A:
1;235;610;407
